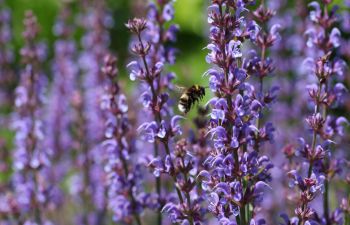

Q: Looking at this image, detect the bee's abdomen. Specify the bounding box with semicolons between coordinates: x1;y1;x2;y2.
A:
178;94;191;113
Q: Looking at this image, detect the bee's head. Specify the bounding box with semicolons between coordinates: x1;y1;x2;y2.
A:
200;86;205;96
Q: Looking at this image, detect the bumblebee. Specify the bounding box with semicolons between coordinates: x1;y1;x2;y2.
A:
178;85;206;114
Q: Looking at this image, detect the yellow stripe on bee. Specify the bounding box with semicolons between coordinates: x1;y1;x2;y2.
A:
180;94;189;100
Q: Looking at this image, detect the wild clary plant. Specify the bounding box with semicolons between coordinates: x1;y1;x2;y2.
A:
197;1;275;224
282;1;348;225
11;11;55;224
126;1;205;223
0;0;348;225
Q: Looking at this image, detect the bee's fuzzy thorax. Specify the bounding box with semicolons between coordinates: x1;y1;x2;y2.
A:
178;85;206;114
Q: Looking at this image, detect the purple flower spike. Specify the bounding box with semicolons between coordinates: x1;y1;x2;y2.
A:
200;0;277;223
11;11;55;223
101;54;145;224
283;0;348;224
126;1;205;224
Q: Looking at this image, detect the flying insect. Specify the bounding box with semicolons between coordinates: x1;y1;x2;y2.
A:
177;85;206;114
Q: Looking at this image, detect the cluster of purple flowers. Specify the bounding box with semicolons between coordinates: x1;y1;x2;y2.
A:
45;7;77;208
101;54;145;224
0;1;14;108
125;1;207;224
197;0;280;224
0;0;348;225
282;1;348;225
11;11;55;224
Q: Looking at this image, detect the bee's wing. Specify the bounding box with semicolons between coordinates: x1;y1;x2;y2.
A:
175;85;186;93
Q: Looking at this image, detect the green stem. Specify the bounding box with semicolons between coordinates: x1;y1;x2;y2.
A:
185;192;194;225
241;203;247;225
323;177;329;224
236;215;241;224
27;65;42;224
119;140;143;225
163;142;185;206
307;129;316;178
346;188;350;225
322;79;330;225
307;161;313;178
137;33;164;225
308;81;322;178
156;177;162;225
162;139;192;225
181;158;194;225
34;192;42;224
255;76;263;151
245;203;250;223
154;142;162;225
300;81;323;225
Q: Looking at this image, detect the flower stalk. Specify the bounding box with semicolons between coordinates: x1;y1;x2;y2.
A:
284;1;348;224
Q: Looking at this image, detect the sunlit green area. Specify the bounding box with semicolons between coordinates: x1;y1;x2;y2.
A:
4;0;347;90
3;0;214;123
4;0;209;83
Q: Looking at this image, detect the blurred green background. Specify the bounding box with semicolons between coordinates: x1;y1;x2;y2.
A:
4;0;347;82
4;0;210;86
3;0;215;120
3;0;347;95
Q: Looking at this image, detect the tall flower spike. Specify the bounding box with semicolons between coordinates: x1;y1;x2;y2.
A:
283;1;348;224
45;5;78;207
11;11;54;224
248;0;279;151
126;1;202;224
74;0;112;223
0;2;15;109
200;1;273;224
242;0;281;219
264;1;315;218
101;54;144;225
